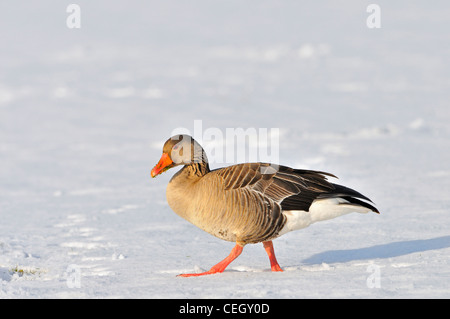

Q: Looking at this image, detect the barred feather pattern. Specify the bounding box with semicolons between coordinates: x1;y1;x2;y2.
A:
166;162;357;245
163;135;378;247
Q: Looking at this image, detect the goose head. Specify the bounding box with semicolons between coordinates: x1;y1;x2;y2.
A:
151;134;208;178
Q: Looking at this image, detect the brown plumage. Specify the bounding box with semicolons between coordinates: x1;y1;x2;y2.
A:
151;134;379;277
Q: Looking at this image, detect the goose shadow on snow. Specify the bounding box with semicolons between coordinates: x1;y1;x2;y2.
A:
300;235;450;265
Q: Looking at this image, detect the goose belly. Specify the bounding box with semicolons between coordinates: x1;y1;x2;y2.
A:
187;190;252;243
177;188;283;244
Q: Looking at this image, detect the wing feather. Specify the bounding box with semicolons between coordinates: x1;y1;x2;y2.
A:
214;163;334;204
213;162;377;213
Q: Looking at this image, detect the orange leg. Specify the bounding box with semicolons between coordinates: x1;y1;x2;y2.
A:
178;243;244;277
263;241;283;272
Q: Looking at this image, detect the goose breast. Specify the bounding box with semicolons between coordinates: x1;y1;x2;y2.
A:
166;167;286;244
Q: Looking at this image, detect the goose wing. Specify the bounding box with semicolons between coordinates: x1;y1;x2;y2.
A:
214;163;378;213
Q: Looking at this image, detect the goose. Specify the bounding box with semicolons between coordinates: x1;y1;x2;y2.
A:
151;134;379;277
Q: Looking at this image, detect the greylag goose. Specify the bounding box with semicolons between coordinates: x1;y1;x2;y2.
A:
151;134;379;277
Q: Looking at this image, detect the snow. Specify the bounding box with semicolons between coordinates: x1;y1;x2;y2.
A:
1;0;450;298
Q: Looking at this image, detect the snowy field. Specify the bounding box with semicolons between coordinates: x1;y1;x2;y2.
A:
1;1;449;298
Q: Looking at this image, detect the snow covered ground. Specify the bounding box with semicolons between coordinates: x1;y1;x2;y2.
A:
1;1;449;298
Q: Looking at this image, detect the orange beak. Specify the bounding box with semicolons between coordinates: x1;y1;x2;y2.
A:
151;152;174;178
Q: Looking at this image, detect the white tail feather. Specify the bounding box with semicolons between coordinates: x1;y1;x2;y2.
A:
279;198;372;236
